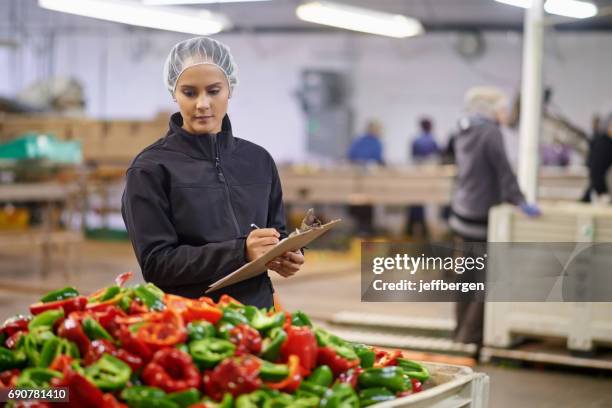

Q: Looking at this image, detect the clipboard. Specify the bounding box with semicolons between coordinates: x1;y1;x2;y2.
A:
206;219;341;293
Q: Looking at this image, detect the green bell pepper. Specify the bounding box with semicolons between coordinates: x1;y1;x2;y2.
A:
83;317;113;341
221;308;250;326
298;381;327;398
16;367;62;388
0;346;26;371
120;386;179;408
188;338;236;369
236;390;271;408
85;353;131;391
200;393;235;408
250;309;285;332
319;383;359;408
291;311;312;327
396;358;430;382
352;344;375;369
90;285;121;303
358;387;396;407
292;394;320;408
167;388;201;407
315;328;358;361
262;393;295;408
40;286;79;303
19;330;54;367
259;360;289;382
38;336;79;367
306;365;333;387
134;284;165;311
187;320;216;341
28;309;64;331
358;366;410;393
260;327;287;361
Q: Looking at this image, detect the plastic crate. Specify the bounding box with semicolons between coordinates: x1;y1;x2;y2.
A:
373;362;489;407
485;203;612;351
0;133;82;164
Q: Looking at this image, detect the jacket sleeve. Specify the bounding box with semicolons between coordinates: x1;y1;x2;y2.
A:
485;128;526;205
121;165;247;287
266;159;288;240
589;138;611;195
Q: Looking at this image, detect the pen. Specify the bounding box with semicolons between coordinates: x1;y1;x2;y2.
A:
250;223;259;230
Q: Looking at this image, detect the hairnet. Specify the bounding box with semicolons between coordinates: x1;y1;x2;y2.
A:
163;37;238;97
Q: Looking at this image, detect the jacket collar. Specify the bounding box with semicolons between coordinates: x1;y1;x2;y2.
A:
166;112;236;160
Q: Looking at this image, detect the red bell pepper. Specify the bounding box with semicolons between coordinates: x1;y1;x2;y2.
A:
317;347;359;377
116;326;153;362
52;369;106;408
336;367;363;389
280;326;317;376
115;271;133;287
141;348;201;393
264;354;302;392
165;295;223;324
229;324;262;356
203;356;261;400
5;331;24;349
217;294;243;308
84;339;143;372
1;315;31;337
374;348;402;368
0;369;20;388
57;313;91;355
136;310;187;350
29;296;87;316
49;355;74;373
129;300;150;315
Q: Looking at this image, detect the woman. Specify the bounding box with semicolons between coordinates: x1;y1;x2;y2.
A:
449;86;539;345
122;37;304;308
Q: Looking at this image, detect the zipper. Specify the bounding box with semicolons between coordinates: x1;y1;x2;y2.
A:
212;134;241;237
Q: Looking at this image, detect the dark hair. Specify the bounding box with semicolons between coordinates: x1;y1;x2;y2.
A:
419;118;432;133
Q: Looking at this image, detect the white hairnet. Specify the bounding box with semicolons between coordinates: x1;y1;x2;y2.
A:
163;37;238;97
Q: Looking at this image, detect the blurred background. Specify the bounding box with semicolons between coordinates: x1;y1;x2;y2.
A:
1;0;612;406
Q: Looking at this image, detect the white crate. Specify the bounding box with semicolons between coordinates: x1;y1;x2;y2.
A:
374;362;489;408
485;203;612;351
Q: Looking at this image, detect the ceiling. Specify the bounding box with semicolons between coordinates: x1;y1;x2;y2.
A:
179;0;612;32
2;0;612;34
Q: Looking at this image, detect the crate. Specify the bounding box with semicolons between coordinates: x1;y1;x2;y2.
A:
485;203;612;351
373;362;489;407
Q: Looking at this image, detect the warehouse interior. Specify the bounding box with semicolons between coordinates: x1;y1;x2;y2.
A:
1;0;612;407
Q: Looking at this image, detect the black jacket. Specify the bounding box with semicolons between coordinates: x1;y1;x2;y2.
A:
121;113;287;308
587;133;612;195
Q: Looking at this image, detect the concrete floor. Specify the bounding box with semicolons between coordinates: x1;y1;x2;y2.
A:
1;240;611;407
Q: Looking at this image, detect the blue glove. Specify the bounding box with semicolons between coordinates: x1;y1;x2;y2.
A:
519;202;541;217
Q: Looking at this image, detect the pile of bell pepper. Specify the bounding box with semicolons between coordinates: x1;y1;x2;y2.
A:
0;272;430;407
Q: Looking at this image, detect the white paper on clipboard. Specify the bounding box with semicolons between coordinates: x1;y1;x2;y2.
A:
206;219;341;294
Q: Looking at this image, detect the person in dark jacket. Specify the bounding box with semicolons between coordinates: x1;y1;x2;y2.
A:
121;37;304;308
583;113;612;205
450;86;540;345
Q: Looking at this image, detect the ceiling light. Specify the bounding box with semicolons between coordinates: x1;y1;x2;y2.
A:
142;0;270;4
544;0;597;18
38;0;230;35
495;0;598;18
296;1;424;38
494;0;532;8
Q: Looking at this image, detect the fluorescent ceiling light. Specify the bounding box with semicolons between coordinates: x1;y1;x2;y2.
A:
296;1;424;38
142;0;270;4
544;0;597;18
494;0;531;8
38;0;230;35
495;0;598;18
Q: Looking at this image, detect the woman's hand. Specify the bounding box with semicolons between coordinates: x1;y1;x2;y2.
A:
246;228;280;262
266;251;305;278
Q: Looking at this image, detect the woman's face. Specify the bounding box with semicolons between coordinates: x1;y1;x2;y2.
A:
175;64;230;135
